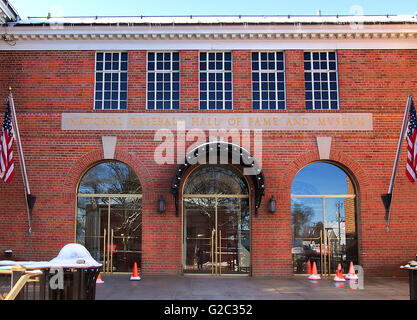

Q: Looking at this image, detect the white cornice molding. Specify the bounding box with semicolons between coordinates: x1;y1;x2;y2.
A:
7;31;417;41
1;22;417;50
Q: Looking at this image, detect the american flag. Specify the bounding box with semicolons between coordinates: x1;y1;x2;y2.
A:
0;100;14;183
406;97;417;182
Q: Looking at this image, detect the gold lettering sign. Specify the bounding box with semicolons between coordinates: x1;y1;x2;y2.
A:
62;113;373;131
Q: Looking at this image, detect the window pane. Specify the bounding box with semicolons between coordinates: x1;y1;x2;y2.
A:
252;52;286;110
183;164;248;195
200;52;233;110
147;52;180;110
95;52;128;110
304;52;338;110
291;162;358;274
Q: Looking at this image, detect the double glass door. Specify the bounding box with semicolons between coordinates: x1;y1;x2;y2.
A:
291;195;358;276
183;196;250;275
77;195;142;273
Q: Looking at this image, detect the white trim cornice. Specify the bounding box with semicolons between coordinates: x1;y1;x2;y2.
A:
1;21;417;50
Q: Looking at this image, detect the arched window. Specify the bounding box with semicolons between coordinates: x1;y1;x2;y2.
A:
291;162;358;275
183;164;249;195
76;161;142;273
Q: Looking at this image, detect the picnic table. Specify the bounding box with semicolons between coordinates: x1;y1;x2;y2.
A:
400;262;417;300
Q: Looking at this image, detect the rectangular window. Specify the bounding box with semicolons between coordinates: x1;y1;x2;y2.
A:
95;52;128;110
147;52;180;110
252;52;286;110
304;51;339;110
199;52;233;110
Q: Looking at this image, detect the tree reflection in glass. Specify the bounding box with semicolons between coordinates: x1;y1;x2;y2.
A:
78;161;142;195
291;162;358;275
183;164;251;274
76;161;142;273
183;165;248;195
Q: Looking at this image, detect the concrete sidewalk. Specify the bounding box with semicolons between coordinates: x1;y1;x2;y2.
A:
95;274;410;300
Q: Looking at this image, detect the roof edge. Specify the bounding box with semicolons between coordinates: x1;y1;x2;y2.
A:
0;0;19;23
11;14;417;27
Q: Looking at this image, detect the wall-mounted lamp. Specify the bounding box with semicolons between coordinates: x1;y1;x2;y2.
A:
269;196;276;213
158;195;166;213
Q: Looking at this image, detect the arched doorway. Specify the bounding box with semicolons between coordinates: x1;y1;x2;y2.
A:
182;164;251;275
291;162;359;276
76;161;142;273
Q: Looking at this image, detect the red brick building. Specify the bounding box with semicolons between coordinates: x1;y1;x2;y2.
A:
0;4;417;277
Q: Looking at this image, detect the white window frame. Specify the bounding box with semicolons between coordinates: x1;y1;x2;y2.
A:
146;51;180;110
251;51;286;110
304;51;339;110
199;51;233;110
94;51;128;110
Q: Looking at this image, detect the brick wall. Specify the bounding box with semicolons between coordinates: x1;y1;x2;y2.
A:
0;49;416;276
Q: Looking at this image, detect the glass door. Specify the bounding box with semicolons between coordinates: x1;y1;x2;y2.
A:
76;161;142;273
291;195;356;276
183;196;250;275
291;197;323;274
107;197;142;273
77;196;108;264
184;197;216;274
217;197;250;274
77;195;142;273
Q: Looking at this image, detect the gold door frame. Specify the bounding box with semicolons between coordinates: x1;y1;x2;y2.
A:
291;194;356;276
77;193;142;274
181;164;253;276
183;194;250;276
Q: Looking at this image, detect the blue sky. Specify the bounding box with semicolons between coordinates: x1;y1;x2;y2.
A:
10;0;417;19
291;163;349;223
291;162;349;195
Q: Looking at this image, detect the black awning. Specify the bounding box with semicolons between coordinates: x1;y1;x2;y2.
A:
170;141;265;217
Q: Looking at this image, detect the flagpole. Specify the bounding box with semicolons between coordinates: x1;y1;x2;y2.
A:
384;93;413;233
8;87;32;234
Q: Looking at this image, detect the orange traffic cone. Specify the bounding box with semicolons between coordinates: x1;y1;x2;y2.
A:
308;262;321;280
333;263;346;282
130;262;141;281
96;272;104;284
306;260;312;275
345;262;358;280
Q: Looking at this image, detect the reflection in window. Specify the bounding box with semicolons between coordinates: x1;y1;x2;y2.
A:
183;164;250;274
291;162;358;275
76;161;142;273
304;51;338;110
183;165;248;195
252;51;286;110
147;52;180;110
94;52;128;110
199;52;233;110
292;162;354;195
78;161;142;194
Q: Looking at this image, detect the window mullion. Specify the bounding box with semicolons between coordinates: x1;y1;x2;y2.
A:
327;69;331;110
117;77;120;110
311;71;315;110
222;64;226;110
273;70;279;110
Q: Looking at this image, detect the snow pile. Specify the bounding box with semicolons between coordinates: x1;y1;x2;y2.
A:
0;244;102;269
48;243;102;268
400;260;417;269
